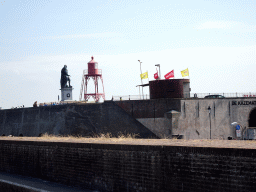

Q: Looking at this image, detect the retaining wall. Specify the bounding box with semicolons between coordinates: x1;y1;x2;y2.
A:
0;140;255;192
115;99;181;118
0;101;157;138
115;98;256;139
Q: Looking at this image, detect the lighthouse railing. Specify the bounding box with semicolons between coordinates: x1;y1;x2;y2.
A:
83;69;102;75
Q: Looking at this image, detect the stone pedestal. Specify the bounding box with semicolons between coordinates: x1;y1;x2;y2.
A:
60;86;73;101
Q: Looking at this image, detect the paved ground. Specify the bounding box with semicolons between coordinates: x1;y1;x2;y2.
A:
1;136;256;149
0;172;98;192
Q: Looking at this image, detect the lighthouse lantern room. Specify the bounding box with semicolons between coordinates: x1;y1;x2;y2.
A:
79;56;105;102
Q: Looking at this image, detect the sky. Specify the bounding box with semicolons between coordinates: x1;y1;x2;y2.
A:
0;0;256;109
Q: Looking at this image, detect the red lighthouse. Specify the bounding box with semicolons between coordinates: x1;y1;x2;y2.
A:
79;56;105;102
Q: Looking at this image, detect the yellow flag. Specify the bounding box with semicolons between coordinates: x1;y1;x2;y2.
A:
140;71;148;79
181;68;189;77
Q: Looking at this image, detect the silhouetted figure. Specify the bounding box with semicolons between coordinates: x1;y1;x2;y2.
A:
33;101;37;107
60;65;71;88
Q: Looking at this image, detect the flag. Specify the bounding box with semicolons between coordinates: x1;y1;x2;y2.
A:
164;70;174;79
154;68;158;79
140;71;148;79
154;72;158;79
181;68;189;77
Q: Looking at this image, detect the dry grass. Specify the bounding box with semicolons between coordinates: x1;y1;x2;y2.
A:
36;132;140;143
1;133;256;149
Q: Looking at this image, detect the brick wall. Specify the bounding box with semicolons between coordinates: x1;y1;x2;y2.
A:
0;140;255;192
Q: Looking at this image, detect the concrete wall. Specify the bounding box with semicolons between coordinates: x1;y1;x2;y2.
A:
0;101;157;138
1;97;255;140
176;99;231;139
115;99;181;138
136;111;180;138
137;118;171;138
178;98;256;139
0;140;255;192
116;98;256;139
115;99;181;118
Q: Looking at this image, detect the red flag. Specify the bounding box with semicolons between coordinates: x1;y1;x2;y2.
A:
164;70;174;79
154;68;159;79
154;72;158;79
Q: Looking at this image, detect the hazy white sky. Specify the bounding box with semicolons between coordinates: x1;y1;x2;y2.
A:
0;0;256;109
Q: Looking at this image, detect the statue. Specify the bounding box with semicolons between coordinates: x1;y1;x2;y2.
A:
60;65;71;88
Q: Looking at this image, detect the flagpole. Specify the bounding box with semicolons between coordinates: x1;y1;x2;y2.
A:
155;64;161;79
139;86;141;99
138;60;144;99
147;70;149;84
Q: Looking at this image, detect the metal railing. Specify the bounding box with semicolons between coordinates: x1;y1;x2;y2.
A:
112;95;150;101
112;92;256;101
38;101;76;107
189;92;256;98
83;69;102;75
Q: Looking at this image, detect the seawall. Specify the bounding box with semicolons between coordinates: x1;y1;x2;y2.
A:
115;99;181;118
115;98;256;139
0;139;255;192
0;101;157;138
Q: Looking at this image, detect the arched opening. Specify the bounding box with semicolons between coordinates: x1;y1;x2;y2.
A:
249;108;256;128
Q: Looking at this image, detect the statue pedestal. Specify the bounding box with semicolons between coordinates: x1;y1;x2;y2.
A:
60;86;73;101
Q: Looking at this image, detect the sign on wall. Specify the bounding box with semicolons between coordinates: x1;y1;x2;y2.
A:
232;101;256;106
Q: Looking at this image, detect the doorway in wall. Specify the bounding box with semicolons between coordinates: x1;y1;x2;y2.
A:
249;108;256;128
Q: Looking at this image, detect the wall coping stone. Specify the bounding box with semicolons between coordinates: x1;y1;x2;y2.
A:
1;139;256;157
